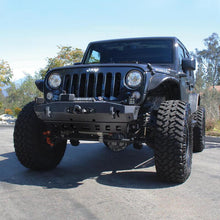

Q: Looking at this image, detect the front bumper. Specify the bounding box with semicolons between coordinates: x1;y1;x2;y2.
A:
34;99;140;133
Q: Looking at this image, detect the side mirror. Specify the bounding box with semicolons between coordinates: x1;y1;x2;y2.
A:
35;80;44;92
182;58;196;71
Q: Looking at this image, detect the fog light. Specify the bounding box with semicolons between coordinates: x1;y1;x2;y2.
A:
132;91;141;99
46;92;53;100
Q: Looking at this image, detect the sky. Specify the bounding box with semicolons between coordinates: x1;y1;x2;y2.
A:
0;0;220;80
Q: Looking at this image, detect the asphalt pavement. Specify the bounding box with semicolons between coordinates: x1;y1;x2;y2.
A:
0;126;219;220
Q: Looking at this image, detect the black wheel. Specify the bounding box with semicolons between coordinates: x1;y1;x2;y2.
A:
14;102;67;170
154;100;193;183
192;107;205;152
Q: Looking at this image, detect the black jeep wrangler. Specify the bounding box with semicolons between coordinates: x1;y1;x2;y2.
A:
14;37;205;183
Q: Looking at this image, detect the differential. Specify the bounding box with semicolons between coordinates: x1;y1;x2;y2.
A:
104;141;128;152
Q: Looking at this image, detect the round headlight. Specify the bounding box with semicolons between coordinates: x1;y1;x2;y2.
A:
48;73;62;89
125;70;143;88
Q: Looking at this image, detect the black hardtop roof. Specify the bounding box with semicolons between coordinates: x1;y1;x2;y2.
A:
87;36;189;56
89;37;179;45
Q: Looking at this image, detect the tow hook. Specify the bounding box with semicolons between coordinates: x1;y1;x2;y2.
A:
43;131;54;147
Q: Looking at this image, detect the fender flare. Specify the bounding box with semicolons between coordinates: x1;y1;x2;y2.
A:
189;93;200;113
147;74;181;100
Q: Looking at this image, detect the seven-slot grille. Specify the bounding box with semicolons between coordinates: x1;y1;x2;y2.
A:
62;72;121;98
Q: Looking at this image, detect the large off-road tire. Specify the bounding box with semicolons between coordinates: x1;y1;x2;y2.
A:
192;107;205;152
14;102;67;170
154;100;193;183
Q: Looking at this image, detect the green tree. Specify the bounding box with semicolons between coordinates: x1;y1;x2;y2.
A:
196;33;220;88
194;61;206;92
5;82;23;110
0;59;13;87
18;74;42;106
5;74;43;111
194;33;220;120
14;107;21;117
39;46;84;78
0;89;5;114
0;60;13;112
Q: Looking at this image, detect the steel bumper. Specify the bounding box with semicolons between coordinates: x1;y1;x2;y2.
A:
34;100;140;133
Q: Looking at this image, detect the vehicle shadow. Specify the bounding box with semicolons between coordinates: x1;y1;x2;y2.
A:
0;143;177;189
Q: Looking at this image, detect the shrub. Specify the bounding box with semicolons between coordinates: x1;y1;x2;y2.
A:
201;89;220;121
4;108;13;115
206;120;215;131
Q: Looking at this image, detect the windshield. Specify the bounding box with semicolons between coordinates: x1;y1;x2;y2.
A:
84;39;173;64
